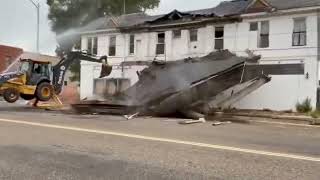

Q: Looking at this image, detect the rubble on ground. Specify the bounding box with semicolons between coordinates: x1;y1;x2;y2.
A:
72;50;274;119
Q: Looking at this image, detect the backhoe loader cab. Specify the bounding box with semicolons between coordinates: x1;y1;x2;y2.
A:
19;59;52;86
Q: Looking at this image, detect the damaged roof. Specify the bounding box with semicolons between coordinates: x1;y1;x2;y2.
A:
78;17;109;32
266;0;320;10
213;0;320;16
79;0;320;33
214;0;251;16
116;13;158;28
144;9;225;26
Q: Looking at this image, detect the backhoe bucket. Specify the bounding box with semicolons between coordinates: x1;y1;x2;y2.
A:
99;64;112;78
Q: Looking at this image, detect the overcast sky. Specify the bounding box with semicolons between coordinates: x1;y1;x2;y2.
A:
0;0;223;55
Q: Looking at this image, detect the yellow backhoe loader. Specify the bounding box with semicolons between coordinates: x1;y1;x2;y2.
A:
0;51;110;106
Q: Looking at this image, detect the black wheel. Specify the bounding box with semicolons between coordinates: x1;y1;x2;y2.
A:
3;88;19;103
20;94;35;101
35;82;53;101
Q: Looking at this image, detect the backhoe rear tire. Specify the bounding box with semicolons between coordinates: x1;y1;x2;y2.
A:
36;82;53;101
3;88;19;103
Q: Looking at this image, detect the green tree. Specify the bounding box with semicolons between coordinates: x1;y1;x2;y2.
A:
47;0;160;82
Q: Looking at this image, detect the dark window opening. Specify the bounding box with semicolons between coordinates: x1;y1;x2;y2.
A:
259;35;269;48
109;36;116;56
158;33;165;43
87;37;92;54
189;29;198;42
93;37;98;55
250;22;258;31
129;35;135;54
173;30;181;38
215;27;224;50
259;21;269;48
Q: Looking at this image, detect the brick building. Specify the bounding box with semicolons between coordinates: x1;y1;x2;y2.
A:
0;45;23;72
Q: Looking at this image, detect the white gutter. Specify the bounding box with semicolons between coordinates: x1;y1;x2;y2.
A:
78;28;119;35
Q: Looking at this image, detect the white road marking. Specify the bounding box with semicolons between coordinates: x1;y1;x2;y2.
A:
0;118;319;162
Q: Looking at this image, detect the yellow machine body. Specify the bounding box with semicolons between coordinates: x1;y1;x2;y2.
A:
0;74;36;95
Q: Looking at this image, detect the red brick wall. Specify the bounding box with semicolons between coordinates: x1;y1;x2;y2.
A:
0;45;23;72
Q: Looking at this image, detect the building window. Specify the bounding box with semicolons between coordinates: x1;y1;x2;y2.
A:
87;38;92;54
293;18;307;46
93;37;98;55
173;30;181;39
87;37;98;55
129;35;135;54
259;21;269;48
189;29;198;42
250;22;258;31
156;32;165;55
215;27;224;50
109;36;116;56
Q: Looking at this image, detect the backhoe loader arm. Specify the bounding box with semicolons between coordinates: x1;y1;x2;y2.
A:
52;51;108;94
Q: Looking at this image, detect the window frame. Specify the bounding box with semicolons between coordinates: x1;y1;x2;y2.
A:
189;29;198;42
87;37;98;55
129;34;135;55
109;36;117;56
214;26;224;50
87;37;92;54
156;32;166;55
292;18;307;47
92;37;98;55
258;21;269;48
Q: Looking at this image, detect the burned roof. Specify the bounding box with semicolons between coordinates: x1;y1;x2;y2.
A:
144;9;222;26
79;0;320;34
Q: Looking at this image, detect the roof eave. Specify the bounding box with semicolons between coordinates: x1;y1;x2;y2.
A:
79;28;119;35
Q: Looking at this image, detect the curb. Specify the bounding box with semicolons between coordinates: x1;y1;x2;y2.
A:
222;112;317;125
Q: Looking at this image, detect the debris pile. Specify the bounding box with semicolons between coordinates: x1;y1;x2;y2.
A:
73;50;273;119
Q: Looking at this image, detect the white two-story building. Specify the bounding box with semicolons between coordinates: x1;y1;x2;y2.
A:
79;0;320;111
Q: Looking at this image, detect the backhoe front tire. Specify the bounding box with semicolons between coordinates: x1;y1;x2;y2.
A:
3;88;19;103
36;82;53;101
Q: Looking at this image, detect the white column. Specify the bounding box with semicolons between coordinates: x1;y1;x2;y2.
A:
80;61;95;99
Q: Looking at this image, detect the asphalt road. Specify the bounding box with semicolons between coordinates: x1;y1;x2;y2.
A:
0;105;319;179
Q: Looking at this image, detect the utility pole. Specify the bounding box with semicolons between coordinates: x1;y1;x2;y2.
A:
27;0;40;53
123;0;126;14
